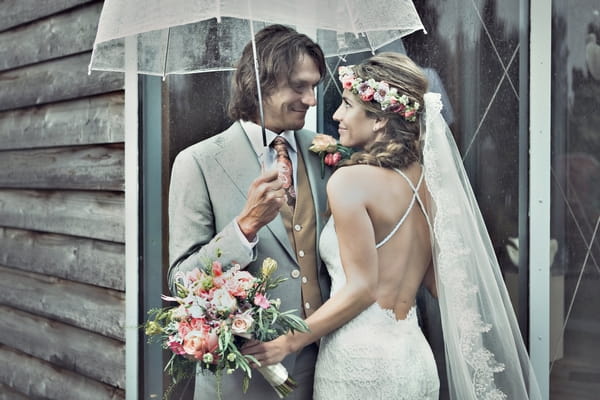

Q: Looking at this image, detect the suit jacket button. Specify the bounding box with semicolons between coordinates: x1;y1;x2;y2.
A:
291;269;300;278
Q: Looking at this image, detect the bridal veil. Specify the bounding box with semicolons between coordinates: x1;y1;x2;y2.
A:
422;92;542;399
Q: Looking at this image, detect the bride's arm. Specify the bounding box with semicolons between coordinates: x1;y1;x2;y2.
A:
243;166;380;365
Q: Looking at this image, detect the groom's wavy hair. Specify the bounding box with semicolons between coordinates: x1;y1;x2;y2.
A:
340;53;429;170
228;24;326;122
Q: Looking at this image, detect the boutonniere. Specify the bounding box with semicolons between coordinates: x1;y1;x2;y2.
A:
309;134;354;178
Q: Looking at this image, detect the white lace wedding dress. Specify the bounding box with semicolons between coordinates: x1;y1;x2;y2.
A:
313;215;440;400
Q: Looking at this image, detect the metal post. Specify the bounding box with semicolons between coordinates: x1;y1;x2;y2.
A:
529;0;552;397
124;35;140;400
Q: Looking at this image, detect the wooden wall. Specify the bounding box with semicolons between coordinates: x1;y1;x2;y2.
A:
0;1;126;398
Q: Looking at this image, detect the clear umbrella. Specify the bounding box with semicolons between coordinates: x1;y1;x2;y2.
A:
88;0;425;146
89;0;425;77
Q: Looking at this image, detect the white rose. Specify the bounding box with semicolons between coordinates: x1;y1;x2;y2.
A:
211;288;237;313
171;305;188;320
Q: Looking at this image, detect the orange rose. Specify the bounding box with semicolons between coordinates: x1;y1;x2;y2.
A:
309;134;338;153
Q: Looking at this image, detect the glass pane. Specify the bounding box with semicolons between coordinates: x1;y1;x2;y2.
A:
318;0;525;315
549;2;600;399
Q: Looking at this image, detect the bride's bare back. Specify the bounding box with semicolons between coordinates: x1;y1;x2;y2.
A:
329;162;433;321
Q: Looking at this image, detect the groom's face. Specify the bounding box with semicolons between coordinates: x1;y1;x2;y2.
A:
262;54;321;133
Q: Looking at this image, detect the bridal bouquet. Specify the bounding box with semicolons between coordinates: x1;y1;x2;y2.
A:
144;256;308;399
309;133;354;177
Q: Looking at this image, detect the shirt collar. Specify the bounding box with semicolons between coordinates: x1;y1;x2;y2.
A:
240;120;297;155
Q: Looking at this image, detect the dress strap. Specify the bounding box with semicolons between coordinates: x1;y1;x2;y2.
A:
395;168;432;229
375;168;429;249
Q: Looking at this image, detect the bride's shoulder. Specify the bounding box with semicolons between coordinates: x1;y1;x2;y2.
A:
330;164;384;181
327;165;380;199
329;164;373;182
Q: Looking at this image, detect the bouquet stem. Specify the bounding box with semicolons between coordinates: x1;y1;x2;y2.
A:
258;363;297;398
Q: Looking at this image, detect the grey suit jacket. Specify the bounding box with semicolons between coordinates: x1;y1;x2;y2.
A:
168;121;331;399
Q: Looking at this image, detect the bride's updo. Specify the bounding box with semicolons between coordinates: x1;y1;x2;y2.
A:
339;53;428;170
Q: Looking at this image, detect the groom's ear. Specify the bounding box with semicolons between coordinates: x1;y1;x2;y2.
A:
373;117;389;132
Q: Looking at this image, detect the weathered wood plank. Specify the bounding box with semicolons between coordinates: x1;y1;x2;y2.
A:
0;145;124;190
0;306;125;388
0;53;124;112
0;227;124;291
0;265;125;340
0;2;102;71
0;0;95;32
0;94;124;150
0;345;124;400
0;190;124;243
0;383;29;400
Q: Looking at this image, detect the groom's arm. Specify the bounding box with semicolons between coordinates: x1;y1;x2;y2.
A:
167;147;256;294
167;146;286;295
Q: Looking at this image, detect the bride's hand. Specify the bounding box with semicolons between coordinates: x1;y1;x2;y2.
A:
242;335;293;367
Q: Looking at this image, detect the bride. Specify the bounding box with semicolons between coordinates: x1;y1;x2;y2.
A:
244;52;541;399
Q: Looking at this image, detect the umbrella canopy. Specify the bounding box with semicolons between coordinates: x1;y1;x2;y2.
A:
89;0;425;77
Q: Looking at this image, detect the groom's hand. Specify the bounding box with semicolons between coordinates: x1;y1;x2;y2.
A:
237;168;286;241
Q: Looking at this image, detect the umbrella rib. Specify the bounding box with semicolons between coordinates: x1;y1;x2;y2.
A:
342;0;360;35
161;28;172;80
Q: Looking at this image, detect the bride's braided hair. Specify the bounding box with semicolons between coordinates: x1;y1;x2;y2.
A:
339;53;428;170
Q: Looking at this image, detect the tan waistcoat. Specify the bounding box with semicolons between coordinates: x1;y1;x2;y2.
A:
279;149;322;318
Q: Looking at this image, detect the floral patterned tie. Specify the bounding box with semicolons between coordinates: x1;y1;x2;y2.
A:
271;136;296;209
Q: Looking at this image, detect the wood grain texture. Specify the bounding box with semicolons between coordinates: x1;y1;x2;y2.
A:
0;53;124;112
0;145;124;190
0;189;124;243
0;2;102;71
0;0;95;31
0;93;124;151
0;383;29;400
0;227;124;291
0;345;125;400
0;306;125;388
0;265;125;340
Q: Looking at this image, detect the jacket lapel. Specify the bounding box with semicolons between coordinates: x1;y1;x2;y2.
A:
213;122;294;260
296;130;331;233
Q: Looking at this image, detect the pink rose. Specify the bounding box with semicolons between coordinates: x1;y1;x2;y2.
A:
324;152;342;167
231;310;254;336
182;328;219;360
189;317;208;331
360;87;375;102
388;103;405;114
212;261;223;276
177;320;192;338
254;293;270;309
342;79;353;89
225;270;256;298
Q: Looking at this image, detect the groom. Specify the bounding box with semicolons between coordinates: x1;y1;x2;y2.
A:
168;24;331;399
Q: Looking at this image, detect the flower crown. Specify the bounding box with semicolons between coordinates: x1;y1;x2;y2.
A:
338;65;420;122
